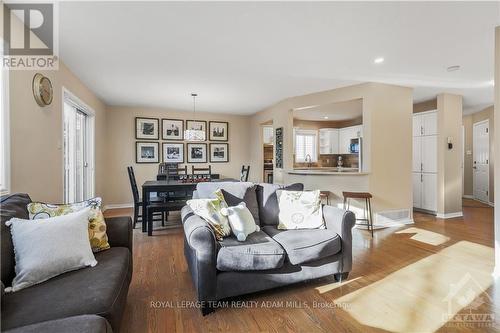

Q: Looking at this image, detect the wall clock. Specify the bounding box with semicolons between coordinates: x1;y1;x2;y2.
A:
32;73;53;107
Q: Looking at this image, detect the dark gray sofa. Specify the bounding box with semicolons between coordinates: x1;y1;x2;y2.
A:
1;193;133;332
182;182;356;315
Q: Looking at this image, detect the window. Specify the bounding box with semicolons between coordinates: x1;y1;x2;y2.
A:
0;43;9;194
63;89;95;203
294;129;318;163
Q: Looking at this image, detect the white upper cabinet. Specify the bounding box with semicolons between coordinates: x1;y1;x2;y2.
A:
422;112;438;136
319;128;339;154
413;110;437;137
262;126;273;144
413;115;422;137
338;125;362;154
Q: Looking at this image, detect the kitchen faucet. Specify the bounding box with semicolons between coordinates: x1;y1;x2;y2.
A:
305;154;312;168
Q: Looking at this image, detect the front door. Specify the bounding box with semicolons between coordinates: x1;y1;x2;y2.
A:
473;120;489;203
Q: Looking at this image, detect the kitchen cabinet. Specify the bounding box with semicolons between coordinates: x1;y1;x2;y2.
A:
262;126;273;145
338;125;362;154
319;128;339;154
413;172;437;212
412;110;437;213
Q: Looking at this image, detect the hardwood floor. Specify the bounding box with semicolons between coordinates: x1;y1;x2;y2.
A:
104;199;499;332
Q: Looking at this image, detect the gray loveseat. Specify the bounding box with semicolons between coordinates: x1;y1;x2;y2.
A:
181;182;356;315
1;193;133;333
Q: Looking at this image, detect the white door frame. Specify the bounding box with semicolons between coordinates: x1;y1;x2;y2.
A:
472;119;490;203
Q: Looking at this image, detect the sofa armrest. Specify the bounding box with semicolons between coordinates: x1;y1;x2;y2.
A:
105;216;133;253
181;206;218;304
323;205;356;272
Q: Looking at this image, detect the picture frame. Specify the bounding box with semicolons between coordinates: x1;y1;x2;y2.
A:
136;142;159;163
136;117;159;140
162;143;184;163
187;143;207;163
162;118;184;141
209;121;229;141
209;143;229;163
185;120;207;141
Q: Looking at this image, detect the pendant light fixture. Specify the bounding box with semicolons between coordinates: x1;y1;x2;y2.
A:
184;93;205;141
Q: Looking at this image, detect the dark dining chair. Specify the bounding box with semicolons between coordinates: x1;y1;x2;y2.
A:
127;166;167;229
240;165;250;182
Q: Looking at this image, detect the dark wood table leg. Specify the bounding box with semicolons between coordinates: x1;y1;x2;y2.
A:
142;187;148;233
148;208;153;236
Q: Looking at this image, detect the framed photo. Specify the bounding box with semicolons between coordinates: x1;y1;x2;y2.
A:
209;121;228;141
187;143;207;163
162;143;184;163
162;119;184;140
136;117;159;140
185;120;207;141
210;143;229;163
136;142;159;163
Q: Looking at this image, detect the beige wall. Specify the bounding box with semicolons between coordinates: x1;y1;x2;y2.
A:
250;82;413;216
437;93;463;215
9;63;107;203
463;106;494;202
104;107;251;205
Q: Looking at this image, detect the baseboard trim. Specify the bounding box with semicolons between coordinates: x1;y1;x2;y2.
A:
462;195;474;199
436;211;463;219
489;202;495;207
103;203;133;211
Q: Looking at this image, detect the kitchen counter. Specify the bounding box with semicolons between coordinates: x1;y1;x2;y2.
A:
286;168;369;175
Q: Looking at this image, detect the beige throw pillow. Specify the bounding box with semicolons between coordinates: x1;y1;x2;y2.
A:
277;190;324;230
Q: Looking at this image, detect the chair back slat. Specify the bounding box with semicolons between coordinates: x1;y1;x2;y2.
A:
127;166;140;203
240;165;250;182
191;165;211;176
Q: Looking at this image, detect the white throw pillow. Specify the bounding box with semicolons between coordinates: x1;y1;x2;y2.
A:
5;208;98;292
276;190;324;230
221;202;260;241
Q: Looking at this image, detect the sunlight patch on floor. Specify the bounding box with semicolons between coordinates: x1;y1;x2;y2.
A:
315;277;363;294
395;227;451;246
334;241;495;333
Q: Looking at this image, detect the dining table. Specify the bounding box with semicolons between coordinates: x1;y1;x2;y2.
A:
141;179;205;234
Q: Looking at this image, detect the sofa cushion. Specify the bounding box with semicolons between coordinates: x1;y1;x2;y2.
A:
1;247;131;331
256;183;304;226
1;193;32;286
263;226;341;265
216;231;285;271
196;182;260;225
3;315;112;333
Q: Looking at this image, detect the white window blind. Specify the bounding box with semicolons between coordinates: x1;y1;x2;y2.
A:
0;43;9;194
294;129;318;163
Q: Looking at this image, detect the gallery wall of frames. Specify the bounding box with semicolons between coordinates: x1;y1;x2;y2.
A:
135;117;229;164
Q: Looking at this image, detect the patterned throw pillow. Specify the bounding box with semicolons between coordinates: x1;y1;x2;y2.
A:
187;196;231;241
27;197;110;252
276;190;324;230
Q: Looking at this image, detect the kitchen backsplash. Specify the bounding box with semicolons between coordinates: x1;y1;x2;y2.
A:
318;154;359;168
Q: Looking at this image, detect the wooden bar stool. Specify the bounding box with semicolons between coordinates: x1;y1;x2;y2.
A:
342;191;373;237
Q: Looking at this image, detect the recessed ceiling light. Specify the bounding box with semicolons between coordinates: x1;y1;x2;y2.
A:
323;116;329;119
447;65;461;72
373;57;384;64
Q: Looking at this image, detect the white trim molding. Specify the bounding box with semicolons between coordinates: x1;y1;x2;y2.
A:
436;211;463;219
462;195;474;199
103;203;134;212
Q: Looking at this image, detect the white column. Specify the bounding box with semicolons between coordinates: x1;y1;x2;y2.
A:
494;26;500;277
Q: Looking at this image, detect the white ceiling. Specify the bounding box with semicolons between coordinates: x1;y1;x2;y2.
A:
294;99;362;121
59;2;499;115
